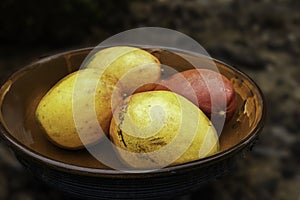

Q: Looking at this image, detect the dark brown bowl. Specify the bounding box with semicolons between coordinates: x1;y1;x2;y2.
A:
0;47;265;200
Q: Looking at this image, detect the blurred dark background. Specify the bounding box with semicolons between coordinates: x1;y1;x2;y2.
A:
0;0;300;199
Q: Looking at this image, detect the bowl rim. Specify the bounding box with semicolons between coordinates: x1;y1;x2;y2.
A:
0;47;266;177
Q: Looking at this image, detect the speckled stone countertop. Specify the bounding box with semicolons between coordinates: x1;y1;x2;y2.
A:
1;0;300;199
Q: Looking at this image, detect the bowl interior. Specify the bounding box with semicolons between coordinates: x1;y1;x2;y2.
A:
0;48;264;170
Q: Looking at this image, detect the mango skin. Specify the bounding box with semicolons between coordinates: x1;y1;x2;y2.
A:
36;69;122;149
155;69;237;121
109;91;219;169
87;46;161;95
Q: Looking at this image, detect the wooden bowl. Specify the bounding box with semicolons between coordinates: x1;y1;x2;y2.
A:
0;47;265;200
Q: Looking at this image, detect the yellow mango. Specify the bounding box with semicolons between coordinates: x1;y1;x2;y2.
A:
109;91;219;169
36;69;122;149
86;46;161;95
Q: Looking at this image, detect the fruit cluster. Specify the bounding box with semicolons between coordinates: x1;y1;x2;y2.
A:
36;46;237;168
